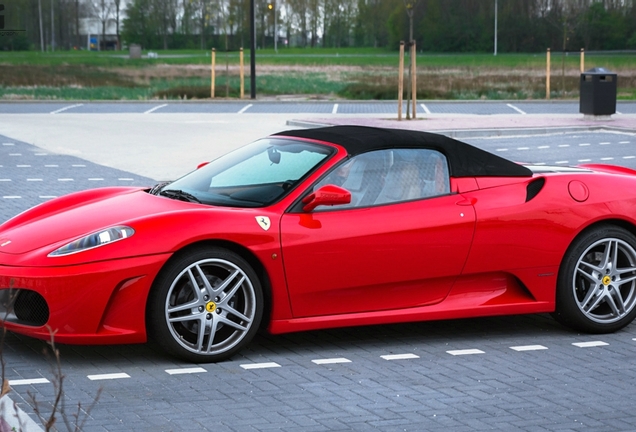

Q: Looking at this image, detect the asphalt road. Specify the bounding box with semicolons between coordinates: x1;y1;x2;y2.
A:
0;100;635;115
1;105;636;431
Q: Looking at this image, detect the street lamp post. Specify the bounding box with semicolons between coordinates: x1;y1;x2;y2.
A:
494;0;498;56
51;0;55;51
250;0;256;98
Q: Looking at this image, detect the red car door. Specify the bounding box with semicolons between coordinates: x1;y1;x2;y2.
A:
280;194;476;318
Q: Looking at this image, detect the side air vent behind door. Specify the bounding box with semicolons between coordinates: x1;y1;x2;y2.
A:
526;178;545;202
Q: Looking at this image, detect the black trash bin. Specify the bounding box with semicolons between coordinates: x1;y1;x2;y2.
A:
579;67;617;116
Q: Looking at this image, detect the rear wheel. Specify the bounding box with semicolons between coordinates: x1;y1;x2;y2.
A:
554;226;636;333
147;247;263;362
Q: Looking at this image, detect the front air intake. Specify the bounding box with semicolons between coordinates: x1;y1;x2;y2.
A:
0;289;49;327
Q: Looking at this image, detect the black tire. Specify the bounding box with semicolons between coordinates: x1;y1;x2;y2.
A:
147;246;263;362
553;225;636;333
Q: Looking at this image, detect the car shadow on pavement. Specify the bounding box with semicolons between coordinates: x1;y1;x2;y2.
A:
1;313;587;367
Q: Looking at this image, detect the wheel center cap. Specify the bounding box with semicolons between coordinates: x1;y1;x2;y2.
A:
602;275;612;286
205;301;217;313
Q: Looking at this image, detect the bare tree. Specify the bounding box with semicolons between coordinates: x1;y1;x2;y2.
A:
113;0;124;49
91;0;113;50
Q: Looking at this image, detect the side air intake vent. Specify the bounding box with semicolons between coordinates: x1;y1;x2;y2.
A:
526;178;545;202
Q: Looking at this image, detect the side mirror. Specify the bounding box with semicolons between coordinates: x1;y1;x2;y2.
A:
302;185;351;212
197;162;210;169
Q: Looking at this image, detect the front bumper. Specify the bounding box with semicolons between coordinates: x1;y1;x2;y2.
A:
0;253;170;344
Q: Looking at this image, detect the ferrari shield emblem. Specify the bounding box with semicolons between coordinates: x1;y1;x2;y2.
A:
256;216;271;231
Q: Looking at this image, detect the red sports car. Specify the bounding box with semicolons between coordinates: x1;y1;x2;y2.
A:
1;126;636;362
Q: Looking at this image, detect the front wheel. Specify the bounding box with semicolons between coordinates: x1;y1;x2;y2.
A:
554;225;636;333
147;247;263;362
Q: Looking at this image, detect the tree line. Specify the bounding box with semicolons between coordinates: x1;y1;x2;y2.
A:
3;0;636;52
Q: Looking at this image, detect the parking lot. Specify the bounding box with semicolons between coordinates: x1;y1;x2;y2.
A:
1;100;635;115
1;103;636;431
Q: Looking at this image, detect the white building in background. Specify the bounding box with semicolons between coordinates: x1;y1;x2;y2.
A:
80;18;118;50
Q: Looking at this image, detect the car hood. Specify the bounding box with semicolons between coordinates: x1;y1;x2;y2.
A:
0;187;199;255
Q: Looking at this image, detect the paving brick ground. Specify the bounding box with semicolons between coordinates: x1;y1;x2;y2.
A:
2;122;636;431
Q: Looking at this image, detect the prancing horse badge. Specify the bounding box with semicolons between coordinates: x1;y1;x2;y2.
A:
256;216;271;231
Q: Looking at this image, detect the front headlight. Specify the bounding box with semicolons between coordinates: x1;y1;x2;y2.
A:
48;226;135;257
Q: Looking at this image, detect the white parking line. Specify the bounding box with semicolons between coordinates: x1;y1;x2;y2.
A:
9;153;22;156
165;367;207;375
39;196;57;199
34;153;47;156
50;104;83;114
623;156;635;159
558;144;570;148
2;196;21;199
506;103;526;115
447;349;484;356
312;358;351;365
27;178;43;181
240;362;281;370
538;145;550;149
601;157;614;161
620;141;630;144
118;178;134;181
72;164;86;167
0;179;11;182
2;143;15;146
555;161;569;164
332;104;338;114
572;341;608;348
517;147;530;150
58;178;74;181
88;178;105;181
16;165;31;168
496;148;508;152
87;373;131;381
238;104;253;114
9;378;50;385
420;104;431;114
144;104;167;114
381;353;419;361
600;142;611;145
578;159;592;162
579;143;591;146
510;345;548;352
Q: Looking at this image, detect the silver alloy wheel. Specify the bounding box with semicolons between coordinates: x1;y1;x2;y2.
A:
165;258;257;356
573;237;636;324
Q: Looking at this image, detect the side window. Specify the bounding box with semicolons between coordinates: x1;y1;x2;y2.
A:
314;148;450;210
314;151;390;208
375;149;450;205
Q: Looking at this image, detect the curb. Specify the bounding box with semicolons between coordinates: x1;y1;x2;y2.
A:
0;395;43;432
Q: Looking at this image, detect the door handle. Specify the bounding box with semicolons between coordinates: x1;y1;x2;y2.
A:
456;197;477;206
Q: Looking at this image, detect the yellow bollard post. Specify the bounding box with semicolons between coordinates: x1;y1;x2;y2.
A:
580;48;585;73
240;48;245;99
211;48;216;99
398;42;404;121
546;48;551;100
411;41;417;119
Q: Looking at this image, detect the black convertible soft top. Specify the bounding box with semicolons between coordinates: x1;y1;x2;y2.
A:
274;125;532;178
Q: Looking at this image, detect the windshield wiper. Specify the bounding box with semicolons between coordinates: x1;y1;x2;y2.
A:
149;181;172;195
159;189;202;204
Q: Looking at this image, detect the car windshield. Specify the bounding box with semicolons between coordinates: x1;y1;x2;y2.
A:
156;138;333;208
